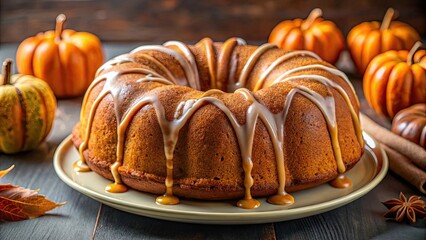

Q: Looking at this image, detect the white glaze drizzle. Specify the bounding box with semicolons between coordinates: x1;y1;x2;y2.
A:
285;78;344;173
253;50;321;91
272;64;358;104
95;54;134;77
131;45;195;87
276;69;363;146
164;41;201;90
231;43;277;92
132;53;178;84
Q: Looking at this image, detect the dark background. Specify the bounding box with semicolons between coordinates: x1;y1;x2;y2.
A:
1;0;425;44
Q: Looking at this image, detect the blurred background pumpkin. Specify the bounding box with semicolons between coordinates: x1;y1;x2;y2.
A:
16;14;104;98
347;8;421;74
268;8;344;64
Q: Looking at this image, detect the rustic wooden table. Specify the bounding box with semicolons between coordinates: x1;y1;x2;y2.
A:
0;43;425;240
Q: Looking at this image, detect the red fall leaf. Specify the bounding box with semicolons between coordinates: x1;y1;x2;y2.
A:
0;165;65;221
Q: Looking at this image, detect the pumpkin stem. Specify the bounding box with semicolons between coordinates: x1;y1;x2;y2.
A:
407;41;425;65
380;8;397;31
1;59;12;86
55;14;67;42
301;8;323;31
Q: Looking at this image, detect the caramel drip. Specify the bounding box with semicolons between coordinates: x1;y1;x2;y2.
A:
253;50;321;91
237;198;261;209
73;159;90;172
200;38;217;89
233;43;277;92
216;38;246;90
116;95;180;203
329;175;352;188
77;70;170;191
235;88;294;207
81;56;134;120
78;90;109;168
275;67;363;146
287;81;345;173
164;41;200;90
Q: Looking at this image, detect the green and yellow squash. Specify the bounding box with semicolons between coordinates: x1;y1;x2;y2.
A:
0;59;56;154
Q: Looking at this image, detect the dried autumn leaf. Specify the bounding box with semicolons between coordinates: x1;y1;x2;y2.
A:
0;165;14;178
0;197;28;221
0;166;65;221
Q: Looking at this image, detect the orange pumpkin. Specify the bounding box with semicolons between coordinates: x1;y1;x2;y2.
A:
363;41;426;119
392;103;426;149
16;14;104;98
347;8;420;74
268;8;344;64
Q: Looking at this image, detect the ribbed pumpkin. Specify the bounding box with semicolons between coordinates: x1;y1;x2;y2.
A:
268;8;344;64
0;59;56;154
392;103;426;149
16;14;104;98
363;41;426;119
347;8;421;74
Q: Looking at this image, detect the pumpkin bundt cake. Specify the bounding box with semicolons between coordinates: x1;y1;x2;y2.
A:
72;37;364;209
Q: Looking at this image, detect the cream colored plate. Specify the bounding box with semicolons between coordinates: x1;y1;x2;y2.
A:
53;132;387;224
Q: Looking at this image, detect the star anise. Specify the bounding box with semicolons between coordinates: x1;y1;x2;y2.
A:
382;192;426;223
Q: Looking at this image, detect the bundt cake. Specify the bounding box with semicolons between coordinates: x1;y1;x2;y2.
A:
72;37;364;209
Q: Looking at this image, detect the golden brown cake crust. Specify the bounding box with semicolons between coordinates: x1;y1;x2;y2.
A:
72;38;364;201
72;124;361;199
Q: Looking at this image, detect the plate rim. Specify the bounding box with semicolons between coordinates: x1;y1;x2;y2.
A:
53;132;388;223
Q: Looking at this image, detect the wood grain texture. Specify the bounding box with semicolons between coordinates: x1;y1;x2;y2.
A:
1;0;425;43
274;175;426;240
94;205;277;240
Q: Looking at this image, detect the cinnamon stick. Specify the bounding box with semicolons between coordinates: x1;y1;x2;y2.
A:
382;144;426;194
360;113;426;171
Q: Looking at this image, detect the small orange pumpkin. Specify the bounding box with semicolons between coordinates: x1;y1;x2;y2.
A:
16;14;104;98
363;41;426;119
347;8;421;74
268;8;344;64
392;103;426;149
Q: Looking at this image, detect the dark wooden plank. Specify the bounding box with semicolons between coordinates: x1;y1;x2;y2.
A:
93;204;276;240
274;174;426;240
1;0;425;43
0;95;100;239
